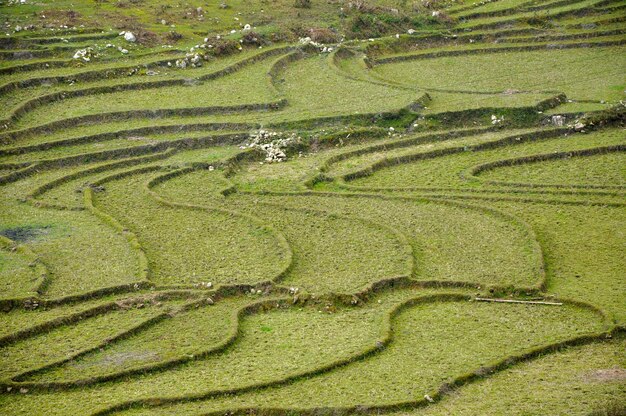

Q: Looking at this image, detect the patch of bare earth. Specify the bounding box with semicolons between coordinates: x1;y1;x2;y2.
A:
583;367;626;382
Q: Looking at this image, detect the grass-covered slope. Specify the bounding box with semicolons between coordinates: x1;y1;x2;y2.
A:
0;0;624;415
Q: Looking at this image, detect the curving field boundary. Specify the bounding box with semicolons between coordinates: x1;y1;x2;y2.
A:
464;143;626;189
83;293;615;416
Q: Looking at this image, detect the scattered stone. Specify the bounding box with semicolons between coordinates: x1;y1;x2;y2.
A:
73;47;95;61
574;122;585;131
551;115;565;127
19;388;28;394
407;29;416;35
299;36;331;53
491;114;503;125
424;394;434;403
247;130;302;163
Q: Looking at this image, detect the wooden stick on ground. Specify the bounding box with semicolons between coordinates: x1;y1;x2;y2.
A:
474;297;563;306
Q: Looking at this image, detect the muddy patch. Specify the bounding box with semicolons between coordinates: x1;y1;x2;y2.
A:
0;225;51;243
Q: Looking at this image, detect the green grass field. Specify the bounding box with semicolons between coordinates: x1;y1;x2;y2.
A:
0;0;624;415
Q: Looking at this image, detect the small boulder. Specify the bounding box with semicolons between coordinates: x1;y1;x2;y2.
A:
551;115;565;127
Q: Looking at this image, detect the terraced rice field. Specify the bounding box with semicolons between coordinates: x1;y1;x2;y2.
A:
0;0;625;415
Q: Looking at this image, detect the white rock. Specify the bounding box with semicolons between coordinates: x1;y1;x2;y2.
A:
551;115;564;127
243;24;251;31
407;29;416;35
120;48;129;54
124;31;136;42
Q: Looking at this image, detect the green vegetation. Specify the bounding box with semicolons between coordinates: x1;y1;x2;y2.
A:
478;151;626;186
0;0;624;415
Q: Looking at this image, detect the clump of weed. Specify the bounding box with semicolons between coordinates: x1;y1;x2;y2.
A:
164;30;183;43
589;401;626;416
306;27;340;43
241;31;269;47
37;9;86;27
294;0;312;9
523;12;555;29
343;1;441;39
207;38;240;57
132;28;159;46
